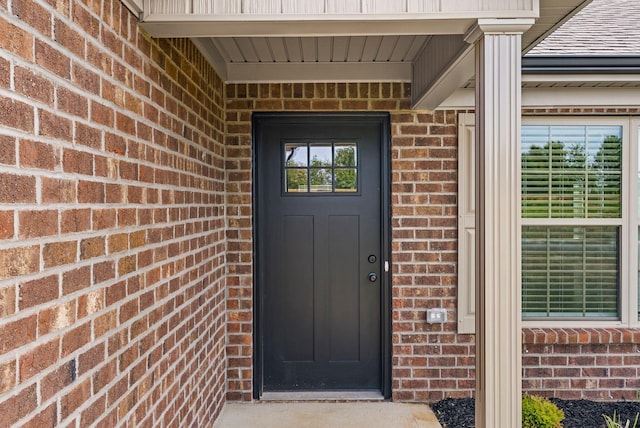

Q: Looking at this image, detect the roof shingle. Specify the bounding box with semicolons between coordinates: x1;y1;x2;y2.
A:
529;0;640;55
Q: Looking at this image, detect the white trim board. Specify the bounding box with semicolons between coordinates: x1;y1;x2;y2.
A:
441;87;640;109
224;61;412;83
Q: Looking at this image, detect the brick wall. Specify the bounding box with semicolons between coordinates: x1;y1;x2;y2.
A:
1;2;638;421
523;328;640;400
0;1;226;426
224;82;473;402
225;87;640;405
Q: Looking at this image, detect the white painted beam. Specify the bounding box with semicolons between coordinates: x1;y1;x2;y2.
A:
470;18;533;428
411;37;474;110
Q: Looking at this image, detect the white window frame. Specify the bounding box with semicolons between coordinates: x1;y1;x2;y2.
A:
457;114;639;333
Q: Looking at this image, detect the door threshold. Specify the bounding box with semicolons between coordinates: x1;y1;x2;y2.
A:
260;391;385;401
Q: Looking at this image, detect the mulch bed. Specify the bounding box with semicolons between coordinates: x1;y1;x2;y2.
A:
432;397;640;428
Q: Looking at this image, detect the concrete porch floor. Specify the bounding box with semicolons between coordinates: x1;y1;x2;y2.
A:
213;402;443;428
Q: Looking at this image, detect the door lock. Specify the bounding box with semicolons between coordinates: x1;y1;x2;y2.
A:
368;272;378;282
368;255;377;263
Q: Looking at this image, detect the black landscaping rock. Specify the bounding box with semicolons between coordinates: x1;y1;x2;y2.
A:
432;397;640;428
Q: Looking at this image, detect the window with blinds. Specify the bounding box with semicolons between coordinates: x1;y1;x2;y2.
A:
522;125;623;319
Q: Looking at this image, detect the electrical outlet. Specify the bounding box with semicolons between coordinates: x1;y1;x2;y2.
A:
426;308;447;324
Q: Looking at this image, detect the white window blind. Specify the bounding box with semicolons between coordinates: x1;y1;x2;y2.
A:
457;116;634;333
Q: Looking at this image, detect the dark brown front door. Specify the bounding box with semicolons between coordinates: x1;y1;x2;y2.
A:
254;113;390;395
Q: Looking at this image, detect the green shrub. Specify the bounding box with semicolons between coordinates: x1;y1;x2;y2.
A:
522;394;565;428
603;411;639;428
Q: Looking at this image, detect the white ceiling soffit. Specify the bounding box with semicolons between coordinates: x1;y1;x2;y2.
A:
195;35;428;83
139;0;592;109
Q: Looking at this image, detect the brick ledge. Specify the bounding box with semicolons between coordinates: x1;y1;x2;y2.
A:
522;328;640;345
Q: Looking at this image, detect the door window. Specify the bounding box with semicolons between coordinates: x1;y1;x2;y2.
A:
284;142;358;193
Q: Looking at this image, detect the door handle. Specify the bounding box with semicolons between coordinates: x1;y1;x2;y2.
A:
368;272;378;282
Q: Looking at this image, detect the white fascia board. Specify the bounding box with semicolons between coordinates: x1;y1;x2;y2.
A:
141;17;474;38
440;86;640;109
121;0;143;18
411;45;475;111
224;62;412;83
522;74;640;83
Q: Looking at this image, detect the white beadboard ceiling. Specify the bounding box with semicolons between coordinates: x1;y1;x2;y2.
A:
138;0;593;108
212;35;428;64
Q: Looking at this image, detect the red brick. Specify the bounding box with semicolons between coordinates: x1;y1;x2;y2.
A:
78;289;104;318
91;262;113;287
38;300;76;335
75;122;102;149
72;62;100;95
92;155;110;179
61;266;91;296
57;87;89;119
129;230;146;248
0;284;16;317
21;403;57;428
105;183;125;204
80;236;105;259
108;232;128;254
0;16;34;60
93;310;117;338
118;255;136;276
78;342;104;374
42;177;76;204
92;360;116;393
105;132;126;155
60;208;90;234
54;18;84;57
60;379;91;420
63;149;93;177
0;246;39;279
118;208;136;227
91;101;114;127
62;322;91;356
0;314;36;353
81;395;106;427
18;210;58;238
0;57;9;89
0;359;16;394
0;135;15;165
35;39;70;79
19;274;59;309
19;339;59;381
0;210;13;239
19;139;58;170
93;208;117;230
78;180;105;203
43;240;77;268
0;383;37;426
15;67;54;105
72;2;99;39
39;109;73;141
87;41;112;75
13;0;52;36
0;97;35;132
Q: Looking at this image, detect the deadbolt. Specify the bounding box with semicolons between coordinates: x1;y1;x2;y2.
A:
368;272;378;282
368;255;377;263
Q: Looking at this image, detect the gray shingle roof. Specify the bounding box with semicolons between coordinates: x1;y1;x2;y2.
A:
528;0;640;55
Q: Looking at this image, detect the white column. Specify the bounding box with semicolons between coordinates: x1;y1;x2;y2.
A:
465;19;533;428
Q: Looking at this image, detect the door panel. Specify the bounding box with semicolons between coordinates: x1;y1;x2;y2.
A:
255;114;389;394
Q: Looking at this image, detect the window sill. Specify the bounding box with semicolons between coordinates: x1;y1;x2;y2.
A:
522;327;640;345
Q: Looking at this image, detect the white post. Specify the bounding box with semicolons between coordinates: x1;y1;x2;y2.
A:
466;19;533;428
